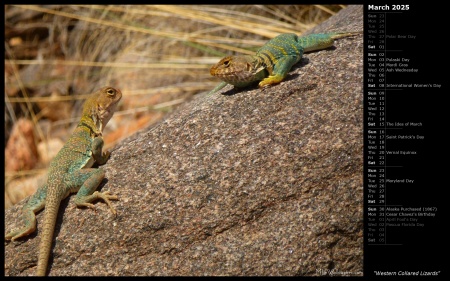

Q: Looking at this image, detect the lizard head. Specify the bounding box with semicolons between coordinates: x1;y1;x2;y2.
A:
210;55;266;87
84;86;122;134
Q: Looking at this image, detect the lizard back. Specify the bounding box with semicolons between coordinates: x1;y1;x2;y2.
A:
255;33;305;75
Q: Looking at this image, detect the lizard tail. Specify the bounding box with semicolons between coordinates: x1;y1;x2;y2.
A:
329;31;363;39
36;193;61;276
300;32;361;53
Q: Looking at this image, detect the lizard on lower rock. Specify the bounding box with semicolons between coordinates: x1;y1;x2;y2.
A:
209;32;361;94
5;86;122;276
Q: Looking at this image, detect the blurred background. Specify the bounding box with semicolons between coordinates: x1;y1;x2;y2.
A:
4;5;346;208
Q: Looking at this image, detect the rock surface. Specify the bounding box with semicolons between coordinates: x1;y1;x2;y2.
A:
4;5;363;276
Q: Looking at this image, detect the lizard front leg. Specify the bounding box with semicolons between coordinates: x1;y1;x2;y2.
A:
208;81;228;95
72;136;117;213
92;136;110;165
258;56;299;88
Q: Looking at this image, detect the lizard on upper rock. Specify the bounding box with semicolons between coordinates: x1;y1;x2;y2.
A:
209;32;361;94
5;86;122;276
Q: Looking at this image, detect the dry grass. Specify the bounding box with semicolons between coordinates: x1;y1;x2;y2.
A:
4;5;345;207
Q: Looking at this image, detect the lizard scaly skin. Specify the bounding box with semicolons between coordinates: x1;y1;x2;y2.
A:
209;32;361;94
5;86;122;276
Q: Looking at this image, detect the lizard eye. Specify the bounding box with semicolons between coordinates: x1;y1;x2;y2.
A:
223;59;231;67
106;88;116;96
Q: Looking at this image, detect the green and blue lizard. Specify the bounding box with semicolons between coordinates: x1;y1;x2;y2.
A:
209;32;361;93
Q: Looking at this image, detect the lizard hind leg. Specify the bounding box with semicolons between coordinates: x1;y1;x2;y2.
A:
5;184;47;241
71;168;118;215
